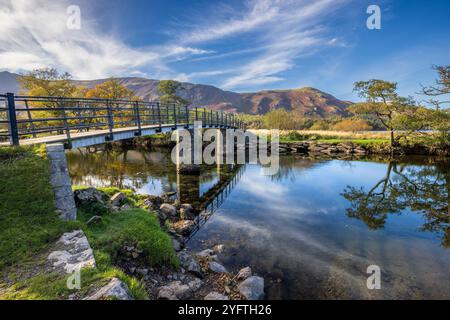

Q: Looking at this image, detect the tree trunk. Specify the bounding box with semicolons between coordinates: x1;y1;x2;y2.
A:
390;129;395;147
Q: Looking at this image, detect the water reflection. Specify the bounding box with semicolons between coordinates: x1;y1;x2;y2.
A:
67;148;450;299
342;159;450;247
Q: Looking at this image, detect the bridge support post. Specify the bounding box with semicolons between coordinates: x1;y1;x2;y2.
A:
175;127;201;175
46;143;77;221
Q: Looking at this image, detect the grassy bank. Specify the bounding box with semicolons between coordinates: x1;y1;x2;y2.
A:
0;146;76;270
0;147;177;300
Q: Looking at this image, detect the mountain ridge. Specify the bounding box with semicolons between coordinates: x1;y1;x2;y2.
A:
0;71;351;117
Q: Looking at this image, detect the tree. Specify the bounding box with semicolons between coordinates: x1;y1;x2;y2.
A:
262;109;304;130
85;79;134;100
17;68;77;97
349;80;420;147
421;65;450;110
157;80;189;105
332;119;373;131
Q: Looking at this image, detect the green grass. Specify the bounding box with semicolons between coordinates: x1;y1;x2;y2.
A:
0;266;148;300
78;208;179;268
0;147;176;300
0;146;78;271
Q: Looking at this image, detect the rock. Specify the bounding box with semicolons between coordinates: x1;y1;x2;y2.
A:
120;204;131;211
86;215;102;226
74;188;108;205
213;244;225;254
157;281;191;300
110;192;128;207
172;220;196;236
136;268;149;276
204;292;229;300
208;261;227;273
178;252;202;277
172;238;183;252
180;206;195;220
47;230;96;273
188;278;203;292
141;195;164;210
84;278;133;300
237;276;265;300
160;203;177;217
236;267;252;280
196;249;214;258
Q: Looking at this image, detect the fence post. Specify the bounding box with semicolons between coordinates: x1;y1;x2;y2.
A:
195;107;198;122
106;99;114;141
185;105;189;128
157;102;162;132
6;93;19;146
59;97;71;142
134;101;142;136
173;104;177;129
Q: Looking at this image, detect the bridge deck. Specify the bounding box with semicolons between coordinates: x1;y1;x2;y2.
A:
0;123;226;148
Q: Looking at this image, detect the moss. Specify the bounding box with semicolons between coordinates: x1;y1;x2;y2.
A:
0;146;78;271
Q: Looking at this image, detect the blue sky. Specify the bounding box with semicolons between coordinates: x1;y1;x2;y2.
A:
1;0;449;101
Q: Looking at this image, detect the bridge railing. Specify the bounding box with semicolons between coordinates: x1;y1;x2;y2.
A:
0;93;245;146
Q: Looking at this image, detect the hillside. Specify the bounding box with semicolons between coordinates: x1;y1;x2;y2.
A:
0;71;350;117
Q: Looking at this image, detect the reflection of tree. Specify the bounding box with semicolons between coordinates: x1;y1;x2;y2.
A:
342;159;450;247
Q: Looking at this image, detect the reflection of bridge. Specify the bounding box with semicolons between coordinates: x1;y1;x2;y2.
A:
180;164;246;242
0;94;243;148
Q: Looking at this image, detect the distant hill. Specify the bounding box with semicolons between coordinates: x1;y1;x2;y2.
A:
0;71;351;117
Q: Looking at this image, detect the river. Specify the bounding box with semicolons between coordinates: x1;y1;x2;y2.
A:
67;147;450;299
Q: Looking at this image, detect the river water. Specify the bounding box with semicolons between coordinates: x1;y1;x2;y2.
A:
67;148;450;299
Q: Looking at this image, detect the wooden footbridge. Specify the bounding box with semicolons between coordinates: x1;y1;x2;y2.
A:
0;93;244;149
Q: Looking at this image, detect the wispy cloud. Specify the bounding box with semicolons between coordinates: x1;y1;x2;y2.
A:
0;0;209;79
178;0;350;89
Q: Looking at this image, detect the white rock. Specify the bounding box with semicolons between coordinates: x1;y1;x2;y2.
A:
204;292;229;300
84;278;133;300
196;249;214;258
47;230;95;273
157;281;191;300
110;192;128;206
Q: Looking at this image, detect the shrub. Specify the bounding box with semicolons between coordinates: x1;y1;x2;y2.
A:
332;119;373;131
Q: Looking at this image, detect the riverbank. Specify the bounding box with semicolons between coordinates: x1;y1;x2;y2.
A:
0;146;265;300
272;130;449;156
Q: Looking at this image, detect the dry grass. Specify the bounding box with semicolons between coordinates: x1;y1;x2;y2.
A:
249;129;391;140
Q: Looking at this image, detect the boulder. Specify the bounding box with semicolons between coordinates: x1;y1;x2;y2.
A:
157;281;191;300
196;249;214;258
208;261;227;273
204;292;229;300
84;277;133;300
110;192;128;207
237;276;264;300
180;204;196;220
172;220;196;236
47;230;96;273
187;278;203;292
160;203;177;217
74;188;108;205
172;238;183;252
178;252;202;277
236;267;252;281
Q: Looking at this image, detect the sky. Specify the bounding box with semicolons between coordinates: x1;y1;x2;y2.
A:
0;0;449;101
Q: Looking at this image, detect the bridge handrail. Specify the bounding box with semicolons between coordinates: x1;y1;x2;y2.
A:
0;93;245;146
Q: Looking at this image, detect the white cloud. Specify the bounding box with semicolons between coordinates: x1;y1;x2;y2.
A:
177;0;350;90
0;0;209;79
